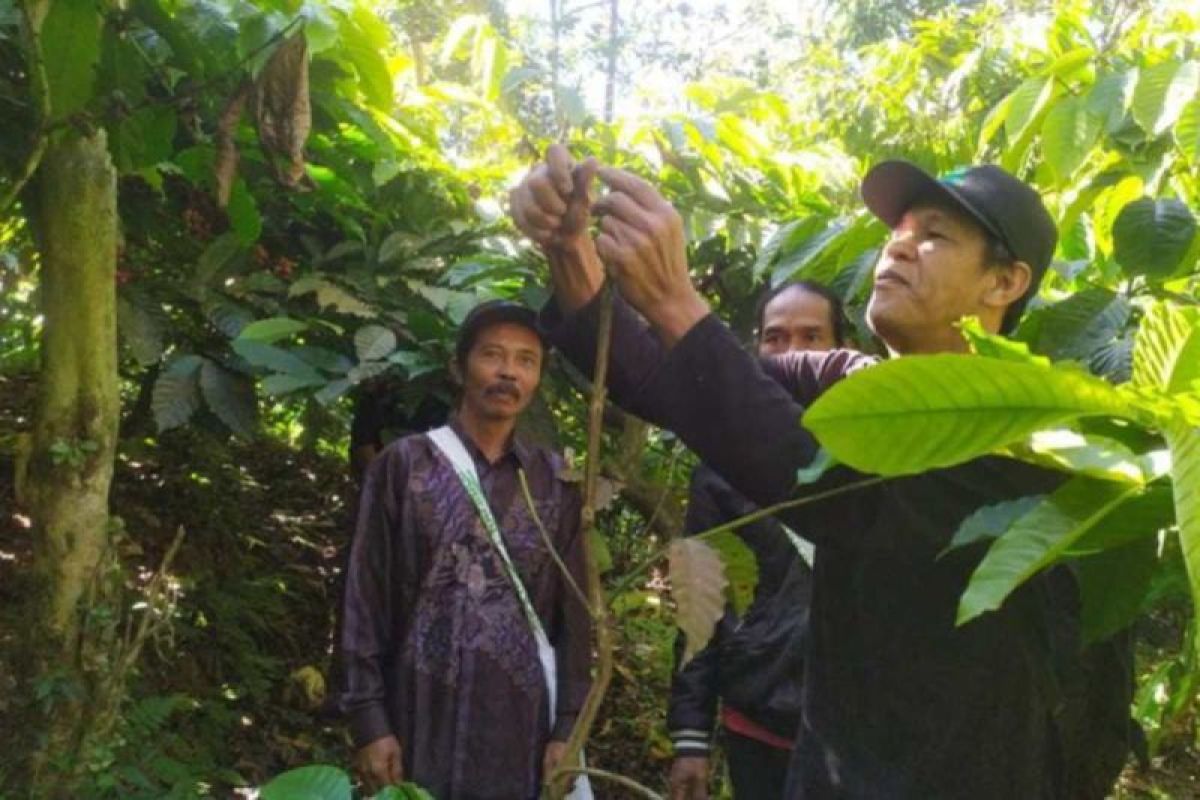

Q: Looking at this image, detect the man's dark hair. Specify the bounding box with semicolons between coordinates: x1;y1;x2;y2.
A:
754;280;850;347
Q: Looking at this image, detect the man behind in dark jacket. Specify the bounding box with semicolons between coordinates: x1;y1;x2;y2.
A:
669;282;849;799
510;147;1134;798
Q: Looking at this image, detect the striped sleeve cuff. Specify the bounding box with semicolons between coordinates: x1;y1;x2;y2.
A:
670;728;714;756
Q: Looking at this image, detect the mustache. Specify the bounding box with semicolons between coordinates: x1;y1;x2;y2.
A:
484;381;520;399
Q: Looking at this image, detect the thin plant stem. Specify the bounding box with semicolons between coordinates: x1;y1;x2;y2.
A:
518;467;595;619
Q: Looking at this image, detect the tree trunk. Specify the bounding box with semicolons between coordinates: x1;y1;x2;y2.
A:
24;128;120;795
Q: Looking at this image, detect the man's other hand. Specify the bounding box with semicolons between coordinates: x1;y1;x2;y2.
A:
594;167;710;346
669;755;711;800
356;734;403;794
510;144;603;311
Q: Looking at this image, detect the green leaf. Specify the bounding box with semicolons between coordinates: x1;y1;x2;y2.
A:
206;300;254;338
152;356;203;432
199;360;257;438
704;530;759;616
957;477;1144;625
1167;424;1200;657
1112;198;1197;280
1006;429;1164;486
374;783;436;800
803;355;1131;477
377;231;407;265
315;378;353;405
238;317;308;344
259;765;351;800
228;178;263;245
1068;484;1175;555
1133;303;1200;394
336;10;393;108
669;537;729;663
961;317;1049;366
232;340;322;378
194;233;245;290
1177;97;1200;164
117;297;164;367
1041;96;1101;185
354;325;397;362
263;373;327;396
1131;60;1200;138
1076;537;1159;643
1087;70;1136;133
1002;77;1054;171
943;495;1046;554
1017;288;1130;362
111;106;177;173
42;0;103;119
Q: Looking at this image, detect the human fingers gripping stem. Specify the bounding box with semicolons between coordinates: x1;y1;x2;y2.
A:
510;145;605;311
356;734;404;793
594;167;710;347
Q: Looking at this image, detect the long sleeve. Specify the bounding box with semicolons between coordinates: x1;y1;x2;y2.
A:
339;445;407;748
544;293;877;545
667;468;726;755
550;484;593;741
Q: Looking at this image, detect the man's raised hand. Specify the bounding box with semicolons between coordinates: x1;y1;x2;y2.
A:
510;144;597;252
594;167;710;346
510;144;604;311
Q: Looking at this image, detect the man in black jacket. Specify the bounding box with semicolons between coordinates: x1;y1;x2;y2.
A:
669;282;849;800
509;147;1132;798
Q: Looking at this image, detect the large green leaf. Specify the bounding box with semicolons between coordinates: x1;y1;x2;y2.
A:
1168;424;1200;657
259;765;351;800
1133;303;1200;394
802;355;1131;476
1016;288;1130;362
1131;60;1200;138
957;477;1144;624
199;360;257;438
110;106;177;173
152;356;203;433
117;297;164;367
1041;96;1101;185
1178;97;1200;164
1087;70;1136;133
1112;198;1197;280
1076;537;1159;643
669;537;728;663
41;0;103;119
239;317;309;344
1002;77;1055;171
232;340;322;379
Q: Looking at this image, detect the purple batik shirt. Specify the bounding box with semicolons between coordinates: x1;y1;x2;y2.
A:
340;417;592;800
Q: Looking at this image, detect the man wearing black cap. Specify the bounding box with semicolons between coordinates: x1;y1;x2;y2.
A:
509;146;1132;798
339;299;593;798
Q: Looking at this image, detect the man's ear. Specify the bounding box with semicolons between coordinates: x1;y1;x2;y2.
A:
983;260;1033;311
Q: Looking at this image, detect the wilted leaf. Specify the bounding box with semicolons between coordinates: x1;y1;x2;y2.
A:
253;33;312;188
214;81;250;208
669;537;728;663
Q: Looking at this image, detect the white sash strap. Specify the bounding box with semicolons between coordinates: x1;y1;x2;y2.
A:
427;426;593;799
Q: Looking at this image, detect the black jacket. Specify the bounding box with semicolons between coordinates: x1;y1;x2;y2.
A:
668;464;812;755
546;296;1131;800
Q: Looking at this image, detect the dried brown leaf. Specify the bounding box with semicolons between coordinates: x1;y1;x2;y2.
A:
253;34;312;189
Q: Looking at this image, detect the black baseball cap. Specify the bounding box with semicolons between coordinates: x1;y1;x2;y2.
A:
861;161;1057;279
455;299;547;364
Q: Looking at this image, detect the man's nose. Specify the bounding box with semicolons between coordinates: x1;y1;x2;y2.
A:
884;229;917;260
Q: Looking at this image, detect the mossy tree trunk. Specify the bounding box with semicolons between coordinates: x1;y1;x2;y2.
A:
23;128;121;795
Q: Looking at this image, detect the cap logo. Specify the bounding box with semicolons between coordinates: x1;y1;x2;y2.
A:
940;166;971;187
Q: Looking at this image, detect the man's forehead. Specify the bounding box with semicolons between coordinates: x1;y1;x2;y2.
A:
473;321;543;350
901;202;978;231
